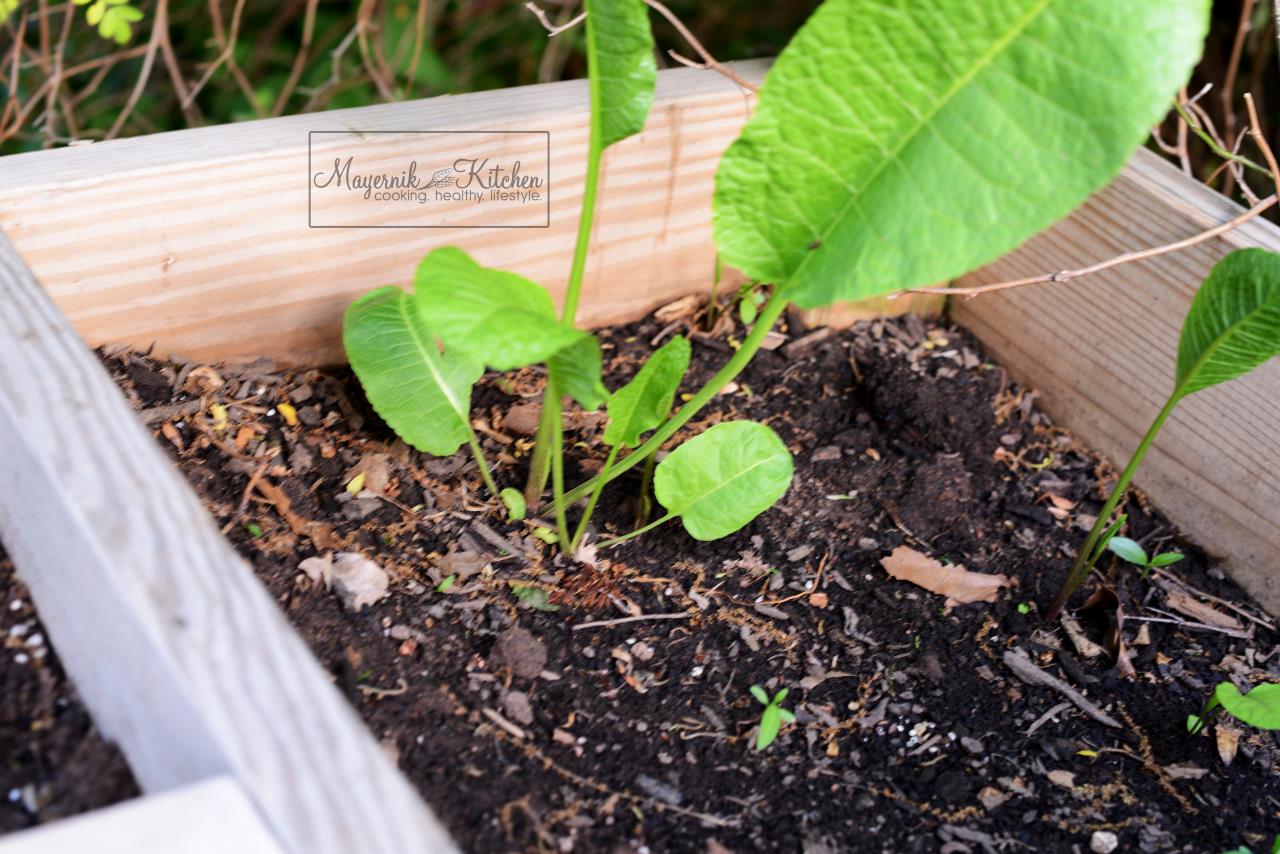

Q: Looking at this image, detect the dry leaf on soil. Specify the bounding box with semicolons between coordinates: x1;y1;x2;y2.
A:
879;546;1011;605
1163;588;1244;631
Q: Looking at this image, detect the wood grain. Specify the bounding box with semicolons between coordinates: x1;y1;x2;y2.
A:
0;233;456;852
954;148;1280;616
0;777;284;854
0;65;762;366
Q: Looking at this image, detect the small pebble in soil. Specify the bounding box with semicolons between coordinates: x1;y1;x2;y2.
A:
1090;830;1119;854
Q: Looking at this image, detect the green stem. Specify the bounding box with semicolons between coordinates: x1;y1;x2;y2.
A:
570;444;619;552
547;392;571;548
597;512;675;549
1045;391;1182;621
554;288;791;513
524;10;606;506
465;429;500;499
637;449;657;523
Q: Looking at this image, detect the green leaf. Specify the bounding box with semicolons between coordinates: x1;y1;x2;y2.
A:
344;286;482;456
1215;681;1280;730
749;684;769;705
549;335;609;410
414;247;585;371
1107;536;1148;567
585;0;656;149
1175;249;1280;398
511;583;560;612
774;687;789;703
603;336;691;448
713;0;1209;307
1149;552;1185;568
654;421;793;541
500;488;526;521
756;704;782;751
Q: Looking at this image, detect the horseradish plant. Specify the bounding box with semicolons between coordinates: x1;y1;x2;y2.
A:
1046;249;1280;620
346;0;1210;552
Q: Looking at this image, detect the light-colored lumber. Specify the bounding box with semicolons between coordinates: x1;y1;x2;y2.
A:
954;148;1280;616
0;777;283;854
0;233;456;853
0;61;936;366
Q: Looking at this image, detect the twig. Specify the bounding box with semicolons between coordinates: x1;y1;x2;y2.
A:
1221;0;1256;152
1152;568;1276;630
524;2;585;37
1128;614;1251;639
1175;87;1192;174
572;612;692;631
105;0;168;140
644;0;758;93
482;707;528;740
271;0;318;116
901;196;1277;300
1244;93;1280;181
1002;647;1121;728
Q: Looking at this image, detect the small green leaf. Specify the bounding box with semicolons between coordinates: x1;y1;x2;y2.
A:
500;488;526;521
414;247;585;371
1215;681;1280;730
1149;552;1186;568
713;0;1209;307
1107;536;1148;567
738;296;758;326
779;709;796;724
774;687;789;704
654;421;794;541
435;574;456;593
85;0;104;25
1175;249;1280;398
244;522;263;538
549;335;609;410
511;583;560;612
584;0;656;149
603;336;691;448
1186;714;1203;734
756;704;782;751
749;684;769;705
344;286;482;456
532;526;558;544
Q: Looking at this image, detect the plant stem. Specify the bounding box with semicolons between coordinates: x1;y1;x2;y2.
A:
637;448;657;523
570;443;619;552
597;512;675;549
1045;392;1182;621
465;429;500;498
548;391;571;548
554;287;791;512
523;7;606;506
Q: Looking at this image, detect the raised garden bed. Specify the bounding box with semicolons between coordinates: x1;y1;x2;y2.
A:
1;58;1279;854
99;308;1280;852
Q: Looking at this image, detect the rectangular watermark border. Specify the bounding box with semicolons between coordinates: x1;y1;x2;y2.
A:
307;130;551;229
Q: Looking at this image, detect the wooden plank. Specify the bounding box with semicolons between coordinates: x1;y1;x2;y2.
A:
0;65;763;366
953;148;1280;616
0;777;284;854
0;234;456;853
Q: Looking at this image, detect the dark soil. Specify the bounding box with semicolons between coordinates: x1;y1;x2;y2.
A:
102;304;1280;854
0;549;139;835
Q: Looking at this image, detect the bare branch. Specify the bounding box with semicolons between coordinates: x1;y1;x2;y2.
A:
524;2;585;37
644;0;758;93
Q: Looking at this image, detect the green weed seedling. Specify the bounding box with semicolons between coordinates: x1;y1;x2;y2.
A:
1220;834;1280;854
1106;537;1185;580
345;0;1210;557
749;684;795;751
1048;248;1280;620
1188;681;1280;736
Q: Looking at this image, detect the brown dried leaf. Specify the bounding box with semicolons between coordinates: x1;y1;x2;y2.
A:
1164;589;1244;631
879;546;1010;605
1216;725;1240;767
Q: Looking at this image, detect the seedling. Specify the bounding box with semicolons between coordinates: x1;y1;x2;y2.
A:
1188;681;1280;735
1105;536;1184;579
749;684;795;751
1048;249;1280;620
345;0;1209;556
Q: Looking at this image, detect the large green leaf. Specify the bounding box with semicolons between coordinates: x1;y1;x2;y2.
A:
1175;249;1280;398
654;421;793;541
585;0;656;149
414;247;586;371
1215;682;1280;730
343;286;482;456
603;336;690;447
713;0;1209;307
549;335;610;411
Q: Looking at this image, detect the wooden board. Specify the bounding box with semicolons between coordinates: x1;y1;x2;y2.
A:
954;148;1280;616
0;777;284;854
0;233;456;853
0;64;763;366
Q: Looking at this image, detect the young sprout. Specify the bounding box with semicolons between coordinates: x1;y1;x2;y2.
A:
1106;536;1184;579
749;684;795;751
1188;681;1280;736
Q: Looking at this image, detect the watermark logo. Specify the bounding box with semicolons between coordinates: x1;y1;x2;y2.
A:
308;131;550;228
